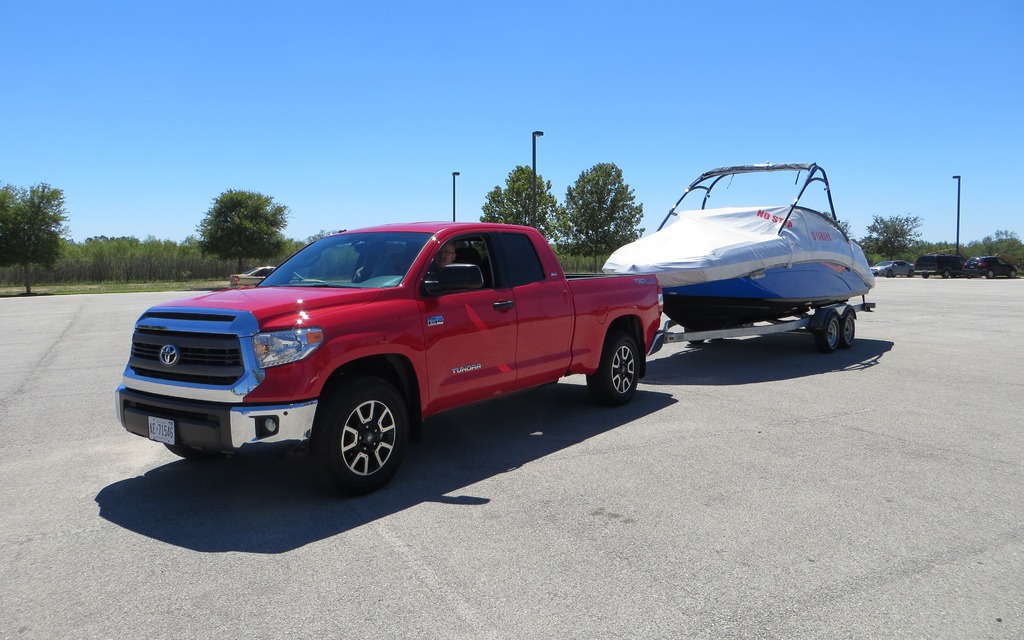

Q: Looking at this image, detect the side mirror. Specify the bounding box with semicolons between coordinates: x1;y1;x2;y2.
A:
423;263;484;295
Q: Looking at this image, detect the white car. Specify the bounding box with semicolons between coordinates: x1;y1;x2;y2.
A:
870;260;914;278
229;266;275;288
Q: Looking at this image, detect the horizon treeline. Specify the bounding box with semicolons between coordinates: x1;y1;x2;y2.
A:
1;230;1021;289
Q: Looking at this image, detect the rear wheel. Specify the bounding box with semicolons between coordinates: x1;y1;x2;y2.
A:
838;310;856;349
587;330;640;406
986;269;995;279
885;269;894;278
308;375;409;495
942;268;952;278
1011;269;1018;279
814;310;841;353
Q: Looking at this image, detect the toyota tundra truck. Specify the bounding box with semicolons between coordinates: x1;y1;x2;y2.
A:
116;222;663;494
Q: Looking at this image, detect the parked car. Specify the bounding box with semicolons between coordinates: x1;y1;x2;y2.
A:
914;254;964;279
229;265;275;288
963;256;1019;279
870;260;914;278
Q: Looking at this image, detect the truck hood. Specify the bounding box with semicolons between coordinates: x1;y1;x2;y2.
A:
157;286;384;331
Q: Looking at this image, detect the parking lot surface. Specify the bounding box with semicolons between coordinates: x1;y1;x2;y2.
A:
1;277;1021;639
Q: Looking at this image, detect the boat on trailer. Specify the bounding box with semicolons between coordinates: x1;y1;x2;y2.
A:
603;163;874;331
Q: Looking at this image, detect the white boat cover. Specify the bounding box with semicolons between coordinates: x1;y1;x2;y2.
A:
603;206;875;288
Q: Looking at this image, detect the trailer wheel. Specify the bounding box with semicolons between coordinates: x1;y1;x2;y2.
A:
814;310;841;353
838;310;856;349
587;330;639;406
308;375;409;495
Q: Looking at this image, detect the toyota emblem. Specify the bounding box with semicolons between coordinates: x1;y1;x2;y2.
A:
159;344;180;366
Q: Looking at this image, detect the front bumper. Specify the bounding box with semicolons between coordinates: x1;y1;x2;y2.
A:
115;385;317;456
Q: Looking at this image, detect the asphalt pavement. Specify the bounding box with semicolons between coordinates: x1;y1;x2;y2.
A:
1;277;1021;639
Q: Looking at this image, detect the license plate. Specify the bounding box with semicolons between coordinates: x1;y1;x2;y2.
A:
148;416;175;445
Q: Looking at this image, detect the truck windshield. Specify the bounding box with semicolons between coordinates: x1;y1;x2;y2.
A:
260;231;432;288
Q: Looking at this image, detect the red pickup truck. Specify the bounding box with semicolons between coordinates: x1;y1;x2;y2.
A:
116;222;662;494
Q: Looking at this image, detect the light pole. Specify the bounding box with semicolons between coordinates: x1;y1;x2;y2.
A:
452;172;460;222
532;131;544;227
952;175;961;257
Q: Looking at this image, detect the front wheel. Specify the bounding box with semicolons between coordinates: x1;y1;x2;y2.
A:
986;270;995;279
587;330;640;406
308;375;409;495
814;310;841;353
885;269;894;278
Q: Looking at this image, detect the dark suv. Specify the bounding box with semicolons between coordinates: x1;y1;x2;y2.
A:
914;254;965;279
963;256;1019;279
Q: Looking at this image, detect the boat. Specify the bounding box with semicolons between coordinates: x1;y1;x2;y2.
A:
603;163;874;330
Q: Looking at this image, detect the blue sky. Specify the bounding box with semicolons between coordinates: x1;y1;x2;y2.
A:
3;1;1022;246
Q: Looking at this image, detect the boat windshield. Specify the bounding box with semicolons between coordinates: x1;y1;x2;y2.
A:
259;231;432;289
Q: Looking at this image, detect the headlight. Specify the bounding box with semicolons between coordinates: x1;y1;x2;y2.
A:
253;327;324;368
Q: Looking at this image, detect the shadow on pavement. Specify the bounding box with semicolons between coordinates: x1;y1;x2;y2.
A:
96;383;675;554
645;333;894;386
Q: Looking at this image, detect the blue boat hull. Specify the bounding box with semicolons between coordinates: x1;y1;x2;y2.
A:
662;261;873;330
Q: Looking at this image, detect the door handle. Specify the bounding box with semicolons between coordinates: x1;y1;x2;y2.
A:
493;300;515;311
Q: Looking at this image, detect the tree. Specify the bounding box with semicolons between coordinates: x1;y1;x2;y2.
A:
964;230;1023;264
859;214;922;259
197;190;290;270
0;183;70;294
556;163;644;266
480;165;561;241
835;218;853;239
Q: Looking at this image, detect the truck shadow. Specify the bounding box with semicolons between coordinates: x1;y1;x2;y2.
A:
95;384;675;554
645;333;894;386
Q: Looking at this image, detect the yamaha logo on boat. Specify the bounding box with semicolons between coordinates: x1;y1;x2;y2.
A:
159;344;180;366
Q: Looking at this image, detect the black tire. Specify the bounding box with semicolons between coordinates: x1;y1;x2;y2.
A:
164;443;223;461
1011;270;1018;279
986;269;995;279
907;270;914;278
942;268;951;279
814;310;841;354
587;330;640;406
885;269;894;278
838;310;856;349
308;375;409;495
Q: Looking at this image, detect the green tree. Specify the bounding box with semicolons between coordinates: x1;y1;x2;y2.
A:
480;165;561;241
0;183;70;294
197;190;290;271
963;230;1023;264
556;163;644;265
859;214;922;259
835;219;853;239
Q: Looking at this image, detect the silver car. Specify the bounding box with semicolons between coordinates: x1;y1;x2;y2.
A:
229;265;275;288
870;260;914;278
